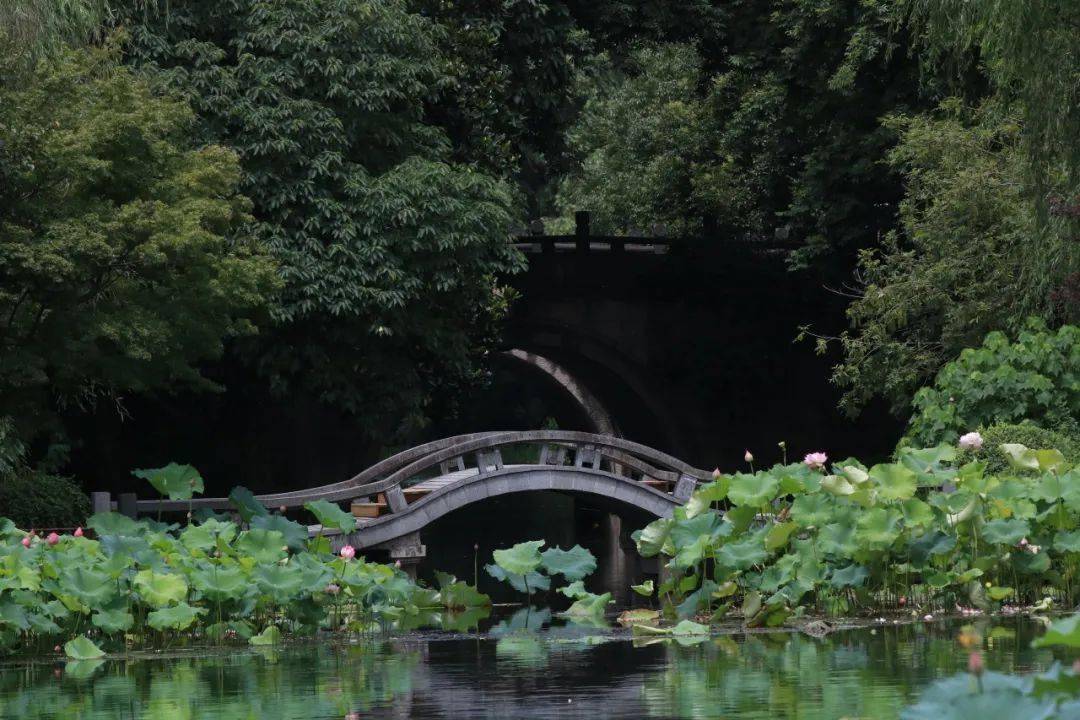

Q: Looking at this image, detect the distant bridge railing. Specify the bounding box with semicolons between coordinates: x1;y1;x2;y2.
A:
93;431;710;525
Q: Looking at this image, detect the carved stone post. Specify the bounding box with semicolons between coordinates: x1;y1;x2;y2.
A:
673;475;696;503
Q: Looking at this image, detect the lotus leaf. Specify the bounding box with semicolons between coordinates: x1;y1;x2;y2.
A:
134;570;188;608
62;567;116;606
64;635;105;659
987;586;1014;601
0;600;29;631
765;522;797;551
817;522;860;558
484;563;550;594
87;512;144;537
229;486;270;522
303;500;355;533
901;498;935;528
92;609;135;633
981;518;1030;545
727;472;779;507
493;540;544;576
855;508;902;549
147;602;206;631
562;590;613;618
870;463;918;500
791;493;833;527
715;533;769;571
235;529;287;564
251;515;309;550
253;564;306;603
820;474;856;496
685;477;729;518
191;564;248;601
1033;614;1080;648
676;579;718;619
133;463;204;501
1056;530;1080;553
669;511;723;549
540;545;597;581
631;580;654;597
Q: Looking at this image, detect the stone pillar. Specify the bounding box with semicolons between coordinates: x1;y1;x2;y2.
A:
383;532;426;580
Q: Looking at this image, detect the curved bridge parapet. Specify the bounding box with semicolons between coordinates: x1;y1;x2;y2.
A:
98;431;709;553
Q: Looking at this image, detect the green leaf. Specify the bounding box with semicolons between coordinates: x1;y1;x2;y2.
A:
855;508;902;549
253;564;306;603
820;474;856;496
146;602;206;631
132;463;204;501
235;529;287;564
251;515;309;550
229;487;270;522
561;591;613;618
685;477;729;518
87;512;143;537
249;625;283;646
728;472;779;507
830;564;869;588
987;586;1014;601
303;500;355;533
1001;443;1040;472
493;540;544;576
981;518;1029;545
631;580;654;597
765;522;797;551
134;570;188;608
901;498;935;528
790;494;833;527
633;518;673;557
64;636;105;660
92;609;135;633
484;563;550;594
540;545;596;581
1033;614;1080;648
1056;530;1080;553
869;463;917;500
191;564;248;601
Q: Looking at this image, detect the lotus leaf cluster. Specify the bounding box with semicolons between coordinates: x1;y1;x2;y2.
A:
633;442;1079;625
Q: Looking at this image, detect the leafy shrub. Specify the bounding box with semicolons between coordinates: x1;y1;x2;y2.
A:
0;469;89;529
972;423;1080;474
904;320;1079;447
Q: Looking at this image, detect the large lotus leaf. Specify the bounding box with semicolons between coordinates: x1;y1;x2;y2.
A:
685;477;730;518
1055;530;1080;553
303;500;355;533
980;518;1030;546
229;486;270;522
249;625;283;646
817;522;859;558
670;619;710;636
251;515;309;551
484;563;550;594
903;671;1055;720
191;564;248;601
179;524;218;552
727;472;779;507
64;635;105;660
1012;549;1051;575
539;545;596;581
830;564;869;588
631;580;654;597
757;554;799;593
855;508;902;549
724;505;758;534
898;444;957;480
134;570;188;608
715;532;769;571
147;602;206;631
558;579;590;600
562;590;613;618
92;609;135;633
869;463;917;501
902;498;936;529
669;511;723;549
790;494;833;527
62;566;116;606
765;522;797;551
907;530;957;565
820;474;856;496
253;564;306;603
25;612;60;635
438;580;490;609
1001;443;1041;472
634;518;673;557
132;463;204;501
493;540;544;576
235;529;286;564
87;512;144;537
98;534;153;567
0;600;29;631
1033;614;1080;648
672;535;713;569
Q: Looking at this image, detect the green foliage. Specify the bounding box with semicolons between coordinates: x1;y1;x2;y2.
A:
634;440;1079;623
123;0;524;439
976;424;1080;475
0;43;278;448
132;464;204;502
826;104;1079;418
903;321;1079;447
0;468;88;528
486;540;598;598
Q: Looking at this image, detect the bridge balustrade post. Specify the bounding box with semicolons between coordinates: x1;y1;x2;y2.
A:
118;493;138;519
673;475;697;503
384;485;408;513
91;492;112;515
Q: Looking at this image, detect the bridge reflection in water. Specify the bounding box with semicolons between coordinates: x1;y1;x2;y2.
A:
95;431;709;599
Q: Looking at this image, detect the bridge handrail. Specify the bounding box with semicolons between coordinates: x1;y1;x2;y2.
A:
127;431;709;514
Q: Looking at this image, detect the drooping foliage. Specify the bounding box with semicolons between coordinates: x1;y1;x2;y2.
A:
634;440;1077;625
0;42;277;449
121;0;525;438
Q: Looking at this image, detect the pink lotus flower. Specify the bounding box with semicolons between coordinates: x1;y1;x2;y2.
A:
20;536;30;548
339;545;356;561
326;583;341;595
46;532;59;546
968;651;984;675
744;450;754;463
711;467;721;478
803;452;828;471
958;431;984;452
73;527;84;538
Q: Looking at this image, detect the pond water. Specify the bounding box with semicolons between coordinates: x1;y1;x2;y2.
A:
0;615;1071;719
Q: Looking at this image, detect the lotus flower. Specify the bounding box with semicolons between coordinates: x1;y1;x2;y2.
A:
46;532;59;546
20;536;30;548
967;651;984;675
958;431;984;452
326;583;340;595
712;468;721;478
803;452;828;471
73;527;84;538
340;545;356;561
744;450;754;463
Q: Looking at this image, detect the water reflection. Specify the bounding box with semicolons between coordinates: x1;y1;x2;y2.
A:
0;618;1073;719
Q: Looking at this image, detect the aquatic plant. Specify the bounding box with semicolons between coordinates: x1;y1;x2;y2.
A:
485;540;611;616
633;440;1079;624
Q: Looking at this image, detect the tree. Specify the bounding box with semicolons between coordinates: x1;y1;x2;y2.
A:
820;101;1079;418
122;0;525;439
0;43;278;448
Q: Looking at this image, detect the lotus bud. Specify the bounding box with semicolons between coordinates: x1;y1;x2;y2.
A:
967;651;984;676
54;645;61;653
923;614;933;621
898;596;906;607
340;545;356;561
279;506;287;514
46;532;59;546
326;583;341;595
394;560;401;568
803;452;828;471
1019;538;1028;547
20;536;30;548
186;512;193;520
712;468;721;478
74;527;83;537
744;450;753;463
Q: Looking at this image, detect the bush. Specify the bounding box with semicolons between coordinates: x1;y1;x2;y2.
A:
970;423;1080;475
904;320;1079;447
0;469;89;529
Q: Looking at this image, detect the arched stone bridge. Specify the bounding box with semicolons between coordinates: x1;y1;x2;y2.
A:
99;431;709;564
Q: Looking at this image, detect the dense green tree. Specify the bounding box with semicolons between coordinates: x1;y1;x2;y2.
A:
122;0;525;439
819;101;1079;417
0;43;278;449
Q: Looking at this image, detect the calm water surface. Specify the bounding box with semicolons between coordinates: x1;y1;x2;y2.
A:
0;616;1070;719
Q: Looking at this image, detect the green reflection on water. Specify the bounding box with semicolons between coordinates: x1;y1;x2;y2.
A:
0;619;1070;720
